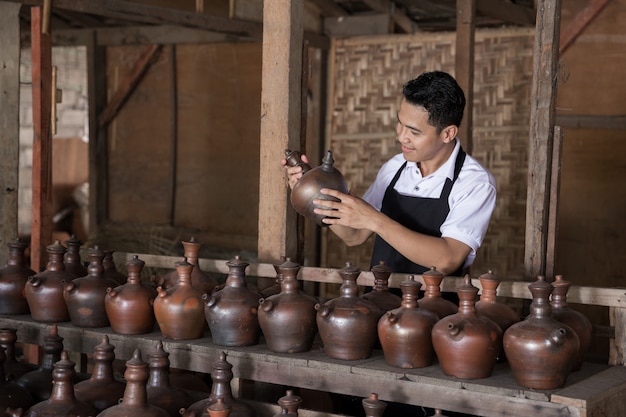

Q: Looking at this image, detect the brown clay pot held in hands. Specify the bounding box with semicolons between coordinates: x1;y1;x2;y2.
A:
104;255;157;335
25;351;97;417
378;275;438;368
74;335;126;413
503;276;580;390
362;393;386;417
64;246;119;328
285;149;349;226
62;235;87;279
25;241;72;323
0;237;36;315
154;260;206;340
204;256;261;347
96;349;169;417
258;258;318;353
362;261;401;316
417;267;458;319
315;262;380;360
551;275;593;372
431;275;502;379
185;352;255;417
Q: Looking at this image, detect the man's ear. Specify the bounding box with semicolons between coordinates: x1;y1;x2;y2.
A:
441;125;458;143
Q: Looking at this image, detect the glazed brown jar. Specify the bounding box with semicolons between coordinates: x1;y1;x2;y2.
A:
258;258;318;353
315;262;380;360
160;237;218;296
362;393;386;417
431;275;502;379
0;328;37;380
146;340;194;416
64;246;119;328
0;237;36;315
550;275;593;372
24;351;97;417
154;260;205;340
503;276;580;390
204;256;261;347
24;241;72;323
16;325;64;402
102;249;127;285
74;335;126;413
417;267;457;319
96;349;169;417
105;255;157;335
185;352;255;417
272;390;302;417
0;347;35;411
285;149;349;226
377;275;438;368
62;235;87;279
361;261;401;315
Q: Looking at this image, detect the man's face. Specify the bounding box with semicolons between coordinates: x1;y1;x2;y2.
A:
396;99;446;164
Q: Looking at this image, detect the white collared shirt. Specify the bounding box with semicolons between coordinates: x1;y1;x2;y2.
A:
362;140;496;267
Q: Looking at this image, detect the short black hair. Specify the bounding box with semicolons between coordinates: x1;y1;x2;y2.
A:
402;71;466;133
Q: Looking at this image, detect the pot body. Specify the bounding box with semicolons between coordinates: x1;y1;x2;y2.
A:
504;276;580;389
0;238;35;315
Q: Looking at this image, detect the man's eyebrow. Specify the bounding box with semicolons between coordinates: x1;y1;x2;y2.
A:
396;113;420;133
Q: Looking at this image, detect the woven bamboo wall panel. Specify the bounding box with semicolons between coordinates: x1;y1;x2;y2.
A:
324;28;534;280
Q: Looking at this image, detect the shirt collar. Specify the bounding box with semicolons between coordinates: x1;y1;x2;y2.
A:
405;139;460;180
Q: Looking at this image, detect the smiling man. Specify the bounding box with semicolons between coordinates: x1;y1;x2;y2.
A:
284;71;496;276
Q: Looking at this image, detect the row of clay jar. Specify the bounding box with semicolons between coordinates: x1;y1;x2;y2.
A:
0;323;448;417
0;237;592;391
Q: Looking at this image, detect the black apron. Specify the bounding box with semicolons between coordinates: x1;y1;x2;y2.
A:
370;148;467;276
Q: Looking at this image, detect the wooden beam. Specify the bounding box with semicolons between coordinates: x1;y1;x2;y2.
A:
30;5;54;272
455;0;476;153
97;44;163;128
361;0;415;33
476;0;535;26
4;0;263;39
308;0;349;16
545;126;563;281
324;14;391;36
524;0;561;280
559;0;611;55
555;114;626;130
0;2;22;264
258;0;304;263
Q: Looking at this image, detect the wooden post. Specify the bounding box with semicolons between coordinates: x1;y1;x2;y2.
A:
30;5;54;272
609;307;626;366
545;126;563;281
455;0;476;153
257;0;304;263
0;2;21;265
524;0;561;280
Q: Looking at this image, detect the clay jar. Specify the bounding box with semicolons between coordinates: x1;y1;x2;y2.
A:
258;258;318;353
431;275;502;379
160;237;218;296
272;390;302;417
260;256;286;298
97;349;169;417
16;325;64;403
185;352;255;417
0;328;37;380
503;276;580;390
64;246;119;328
362;393;386;417
62;235;88;279
285;149;349;226
146;340;194;416
361;261;401;315
204;256;261;347
104;255;157;335
550;275;593;372
102;249;127;285
24;351;96;417
154;260;206;340
24;241;72;323
0;237;36;315
0;348;35;411
418;267;458;319
74;335;126;413
378;275;438;368
315;262;380;360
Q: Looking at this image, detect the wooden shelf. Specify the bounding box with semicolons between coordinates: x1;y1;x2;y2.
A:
2;315;626;417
